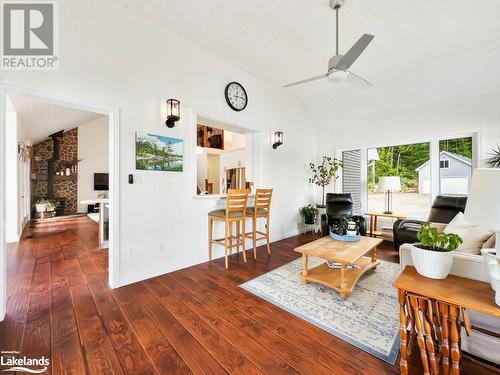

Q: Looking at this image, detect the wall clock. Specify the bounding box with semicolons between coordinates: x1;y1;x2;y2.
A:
224;82;248;111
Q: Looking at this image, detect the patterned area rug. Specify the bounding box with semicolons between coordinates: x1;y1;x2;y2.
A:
240;257;401;364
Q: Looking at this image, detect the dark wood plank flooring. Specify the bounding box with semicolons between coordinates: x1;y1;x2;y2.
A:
0;216;498;374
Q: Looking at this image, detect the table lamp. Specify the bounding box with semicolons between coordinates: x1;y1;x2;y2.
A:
464;168;500;306
378;176;401;214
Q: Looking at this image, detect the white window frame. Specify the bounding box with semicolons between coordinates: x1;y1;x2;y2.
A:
336;131;479;215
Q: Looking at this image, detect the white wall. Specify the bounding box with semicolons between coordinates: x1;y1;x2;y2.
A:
77;116;109;212
224;131;246;150
0;0;316;287
5;96;18;243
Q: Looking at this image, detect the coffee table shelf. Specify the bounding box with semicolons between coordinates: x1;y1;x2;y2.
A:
302;257;380;298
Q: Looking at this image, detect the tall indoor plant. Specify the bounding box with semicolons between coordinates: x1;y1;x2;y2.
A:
411;222;462;279
309;156;343;207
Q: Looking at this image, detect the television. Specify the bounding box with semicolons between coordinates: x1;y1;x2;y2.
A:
94;173;109;191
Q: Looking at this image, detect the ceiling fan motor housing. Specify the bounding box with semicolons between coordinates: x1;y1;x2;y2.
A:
328;55;345;72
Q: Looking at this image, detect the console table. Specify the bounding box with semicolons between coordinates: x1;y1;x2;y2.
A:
393;266;500;375
365;211;406;238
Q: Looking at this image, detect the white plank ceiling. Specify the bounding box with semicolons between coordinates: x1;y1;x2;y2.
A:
9;94;104;144
112;0;500;126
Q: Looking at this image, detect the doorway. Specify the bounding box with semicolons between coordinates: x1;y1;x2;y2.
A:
0;85;120;320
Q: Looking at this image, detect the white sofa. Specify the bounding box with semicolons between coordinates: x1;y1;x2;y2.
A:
399;244;500;365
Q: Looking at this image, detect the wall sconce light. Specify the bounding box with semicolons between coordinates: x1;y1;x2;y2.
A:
18;141;33;162
165;99;180;128
272;131;283;149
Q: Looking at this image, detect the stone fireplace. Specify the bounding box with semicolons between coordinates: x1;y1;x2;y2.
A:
31;128;78;216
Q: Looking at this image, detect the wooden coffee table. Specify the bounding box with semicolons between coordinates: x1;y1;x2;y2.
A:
294;236;383;298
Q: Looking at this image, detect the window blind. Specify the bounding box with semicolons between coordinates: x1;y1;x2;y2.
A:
342;149;362;213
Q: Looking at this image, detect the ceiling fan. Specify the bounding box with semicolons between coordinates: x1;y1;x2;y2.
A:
284;0;374;89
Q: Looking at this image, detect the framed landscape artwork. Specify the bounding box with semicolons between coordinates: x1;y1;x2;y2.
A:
136;132;183;172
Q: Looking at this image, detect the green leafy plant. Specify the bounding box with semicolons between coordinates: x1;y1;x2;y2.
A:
309;156;343;206
416;222;462;252
299;205;318;223
487;144;500;168
34;198;55;211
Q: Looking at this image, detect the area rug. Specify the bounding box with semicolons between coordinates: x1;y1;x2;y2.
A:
240;257;401;364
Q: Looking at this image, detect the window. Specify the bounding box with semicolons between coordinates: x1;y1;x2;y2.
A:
440;160;450;169
439;136;472;195
367;142;431;219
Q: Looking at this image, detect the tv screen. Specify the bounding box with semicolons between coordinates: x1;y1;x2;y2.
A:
94;173;109;191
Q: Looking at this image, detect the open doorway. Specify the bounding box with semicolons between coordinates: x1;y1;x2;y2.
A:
0;86;119;320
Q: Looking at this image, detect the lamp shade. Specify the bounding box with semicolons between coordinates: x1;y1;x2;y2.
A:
464;168;500;232
378;176;401;192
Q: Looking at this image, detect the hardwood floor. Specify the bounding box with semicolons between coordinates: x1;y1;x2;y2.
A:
0;216;498;374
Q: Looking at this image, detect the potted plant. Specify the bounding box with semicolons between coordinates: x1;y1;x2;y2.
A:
35;197;48;213
299;205;318;225
410;222;463;279
45;200;55;212
309;156;343;207
487;144;500;168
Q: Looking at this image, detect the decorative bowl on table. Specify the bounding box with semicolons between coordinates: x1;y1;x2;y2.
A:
330;231;360;242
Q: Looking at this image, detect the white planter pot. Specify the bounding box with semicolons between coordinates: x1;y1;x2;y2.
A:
481;248;500;306
410;245;454;279
35;204;46;213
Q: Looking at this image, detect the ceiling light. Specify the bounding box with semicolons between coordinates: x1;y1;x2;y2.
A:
327;70;348;84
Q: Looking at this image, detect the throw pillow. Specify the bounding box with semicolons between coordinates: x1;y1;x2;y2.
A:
444;212;494;255
430;222;447;233
482;234;496;249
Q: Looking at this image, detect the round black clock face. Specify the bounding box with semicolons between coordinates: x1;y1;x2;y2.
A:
225;82;248;111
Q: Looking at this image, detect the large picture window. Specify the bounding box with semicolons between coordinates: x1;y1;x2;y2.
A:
368;142;430;219
340;133;476;223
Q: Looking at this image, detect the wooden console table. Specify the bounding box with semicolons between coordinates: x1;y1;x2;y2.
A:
393;266;500;375
365;211;406;238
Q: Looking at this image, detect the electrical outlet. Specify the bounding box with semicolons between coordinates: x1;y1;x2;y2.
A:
159;243;165;252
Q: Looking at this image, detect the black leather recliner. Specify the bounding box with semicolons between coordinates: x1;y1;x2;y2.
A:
321;193;367;237
393;195;468;250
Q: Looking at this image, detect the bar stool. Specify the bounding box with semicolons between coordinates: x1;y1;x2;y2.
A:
208;189;250;269
246;188;273;259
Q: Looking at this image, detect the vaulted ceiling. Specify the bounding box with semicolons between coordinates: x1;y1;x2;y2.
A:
9;94;104;144
112;0;500;127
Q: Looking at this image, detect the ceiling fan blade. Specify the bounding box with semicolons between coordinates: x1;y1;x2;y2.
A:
284;74;328;88
345;72;372;88
336;34;374;70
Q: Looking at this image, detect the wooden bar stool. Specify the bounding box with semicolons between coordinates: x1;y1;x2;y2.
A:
208;189;250;269
245;188;273;259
